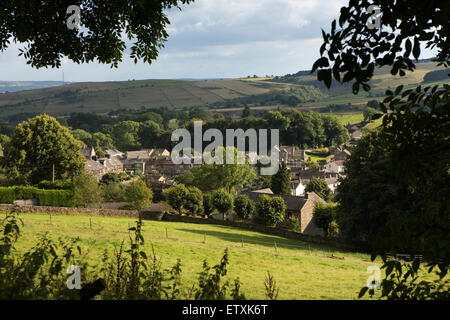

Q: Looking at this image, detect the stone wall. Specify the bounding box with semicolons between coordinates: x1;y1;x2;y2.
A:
0;204;139;218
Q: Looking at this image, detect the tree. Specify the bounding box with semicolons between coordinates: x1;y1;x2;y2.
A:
212;189;234;220
242;106;251;118
125;180;152;210
234;194;255;220
74;170;103;208
313;202;338;237
203;193;215;217
112;121;141;151
313;0;450;300
255;195;286;226
2;115;86;185
322;115;350;146
363;107;378;122
1;1;195;68
184;187;204;216
101;182;127;202
176;147;256;192
165;184;189;215
312;1;449;93
305;178;332;202
366;100;379;109
270;162;291;195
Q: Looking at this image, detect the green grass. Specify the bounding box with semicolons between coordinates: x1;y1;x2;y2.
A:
5;212;383;300
335;113;364;125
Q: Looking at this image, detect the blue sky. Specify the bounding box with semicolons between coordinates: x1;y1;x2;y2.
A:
0;0;436;82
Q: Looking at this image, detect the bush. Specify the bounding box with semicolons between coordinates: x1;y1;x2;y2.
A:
125;180;153;210
101;183;127;202
37;189;75;207
284;216;301;232
37;180;73;190
74;171;103;208
212;189;234;220
0;187;15;204
234;194;255;220
313;202;338;237
255;195;286;226
0;186;74;207
203;193;214;217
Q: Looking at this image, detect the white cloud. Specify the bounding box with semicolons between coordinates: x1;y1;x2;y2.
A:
0;0;438;81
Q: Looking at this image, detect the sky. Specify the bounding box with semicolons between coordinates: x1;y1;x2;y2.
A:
0;0;436;82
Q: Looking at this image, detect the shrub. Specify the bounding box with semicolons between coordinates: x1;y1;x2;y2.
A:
0;186;74;207
203;193;214;217
284;216;301;232
212;189;234;220
234;194;255;220
0;187;15;204
313;202;338;237
101;183;127;202
255;195;286;226
37;189;75;207
37;180;73;190
125;180;153;210
184;187;204;216
74;171;103;208
164;184;189;215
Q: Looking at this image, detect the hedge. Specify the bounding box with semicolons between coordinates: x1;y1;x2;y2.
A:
36;180;74;190
0;186;74;207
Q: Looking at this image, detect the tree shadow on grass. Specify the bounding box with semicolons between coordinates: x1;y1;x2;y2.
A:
176;225;329;253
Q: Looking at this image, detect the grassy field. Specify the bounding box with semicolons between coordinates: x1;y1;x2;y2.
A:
335;113;364;125
5;212;384;300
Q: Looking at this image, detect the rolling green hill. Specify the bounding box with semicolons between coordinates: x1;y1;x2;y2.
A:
0;61;447;121
0;78;326;119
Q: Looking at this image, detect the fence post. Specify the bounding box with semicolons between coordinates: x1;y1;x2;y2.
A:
90;218;92;229
203;232;206;244
49;213;52;224
241;236;244;248
308;244;311;255
274;241;278;253
166;228;168;239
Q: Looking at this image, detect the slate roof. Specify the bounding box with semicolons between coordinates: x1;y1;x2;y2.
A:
242;190;308;212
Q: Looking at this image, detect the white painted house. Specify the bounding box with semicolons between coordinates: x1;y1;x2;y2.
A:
290;181;306;196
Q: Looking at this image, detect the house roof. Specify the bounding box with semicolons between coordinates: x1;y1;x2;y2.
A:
324;177;339;185
126;149;153;160
351;130;362;139
103;148;122;157
305;192;326;204
252;188;273;194
86;159;104;172
242;190;308;212
99;157;123;168
81;147;96;158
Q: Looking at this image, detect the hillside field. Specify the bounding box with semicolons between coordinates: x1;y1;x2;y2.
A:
0;61;447;120
6;212;384;300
